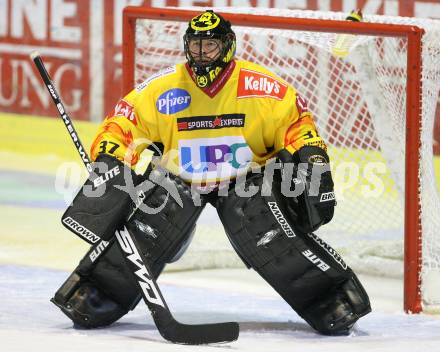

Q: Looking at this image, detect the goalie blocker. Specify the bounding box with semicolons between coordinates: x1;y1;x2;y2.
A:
278;145;336;234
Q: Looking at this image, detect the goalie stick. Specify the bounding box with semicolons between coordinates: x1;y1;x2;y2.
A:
30;51;239;345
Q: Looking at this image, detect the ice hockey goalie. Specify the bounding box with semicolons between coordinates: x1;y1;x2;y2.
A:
52;9;371;336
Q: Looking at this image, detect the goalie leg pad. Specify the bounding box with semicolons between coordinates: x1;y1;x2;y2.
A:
53;171;204;328
216;173;371;335
302;273;371;335
51;269;130;329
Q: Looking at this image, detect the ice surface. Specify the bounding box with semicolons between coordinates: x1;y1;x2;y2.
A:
1;265;440;352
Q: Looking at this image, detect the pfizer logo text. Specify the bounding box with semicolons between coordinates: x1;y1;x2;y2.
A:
156;88;191;115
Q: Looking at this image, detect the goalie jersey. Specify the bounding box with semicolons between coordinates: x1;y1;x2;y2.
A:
91;59;327;185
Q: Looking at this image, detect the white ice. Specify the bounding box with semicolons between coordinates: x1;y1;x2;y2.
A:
1;264;440;352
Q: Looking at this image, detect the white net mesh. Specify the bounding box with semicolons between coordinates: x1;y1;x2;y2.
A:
130;8;440;310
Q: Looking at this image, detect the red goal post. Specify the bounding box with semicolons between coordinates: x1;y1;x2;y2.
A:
121;6;438;314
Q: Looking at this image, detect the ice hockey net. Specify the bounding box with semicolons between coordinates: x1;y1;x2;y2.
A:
122;6;440;313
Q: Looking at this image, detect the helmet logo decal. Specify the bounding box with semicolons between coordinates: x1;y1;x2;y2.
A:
209;66;222;81
223;41;236;63
197;75;208;87
191;12;221;31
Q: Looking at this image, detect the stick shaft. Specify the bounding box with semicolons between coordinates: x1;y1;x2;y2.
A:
31;52;93;173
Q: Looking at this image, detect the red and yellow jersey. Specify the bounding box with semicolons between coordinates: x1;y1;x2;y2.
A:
91;59;326;184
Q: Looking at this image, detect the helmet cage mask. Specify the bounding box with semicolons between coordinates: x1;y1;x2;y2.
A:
184;11;236;87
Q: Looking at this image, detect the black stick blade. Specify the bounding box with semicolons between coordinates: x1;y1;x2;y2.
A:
153;309;239;344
